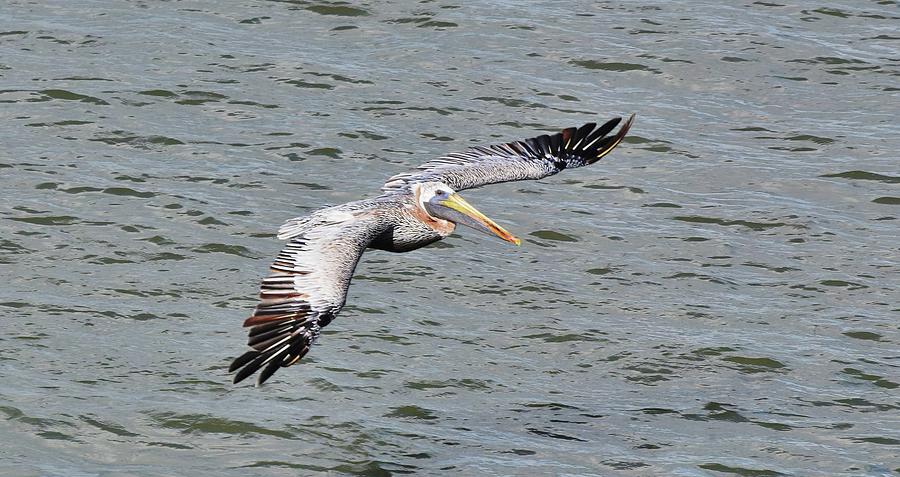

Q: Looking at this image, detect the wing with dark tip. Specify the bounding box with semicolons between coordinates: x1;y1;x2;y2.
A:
229;205;389;386
381;114;634;193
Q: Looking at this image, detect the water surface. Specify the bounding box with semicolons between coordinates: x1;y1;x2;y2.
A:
1;1;898;476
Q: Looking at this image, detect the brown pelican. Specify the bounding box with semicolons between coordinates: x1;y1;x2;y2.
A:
230;114;635;385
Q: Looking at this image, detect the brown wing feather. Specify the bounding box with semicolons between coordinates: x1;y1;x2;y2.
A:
230;205;390;385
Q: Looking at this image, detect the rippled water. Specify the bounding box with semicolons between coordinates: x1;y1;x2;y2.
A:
2;1;898;475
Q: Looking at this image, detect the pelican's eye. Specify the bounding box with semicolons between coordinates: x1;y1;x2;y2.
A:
435;189;447;196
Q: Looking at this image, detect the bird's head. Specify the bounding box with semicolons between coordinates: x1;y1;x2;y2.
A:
416;182;520;246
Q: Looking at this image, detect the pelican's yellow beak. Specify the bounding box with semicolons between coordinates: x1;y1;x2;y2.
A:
440;193;521;246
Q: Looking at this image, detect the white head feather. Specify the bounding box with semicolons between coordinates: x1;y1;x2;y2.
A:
413;181;455;212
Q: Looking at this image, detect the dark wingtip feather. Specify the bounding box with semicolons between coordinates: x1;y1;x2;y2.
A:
585;113;634;165
596;116;623;138
233;351;272;384
570;123;595;148
548;132;562;155
257;355;283;386
231;318;321;386
253;337;314;386
229;350;260;373
534;134;551;157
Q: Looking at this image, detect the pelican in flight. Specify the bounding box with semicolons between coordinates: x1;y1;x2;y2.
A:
230;114;635;385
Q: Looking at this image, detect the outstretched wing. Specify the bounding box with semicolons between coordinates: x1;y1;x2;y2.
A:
382;114;634;193
229;206;388;386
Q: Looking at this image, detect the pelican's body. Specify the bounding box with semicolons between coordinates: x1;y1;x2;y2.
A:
230;115;635;385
